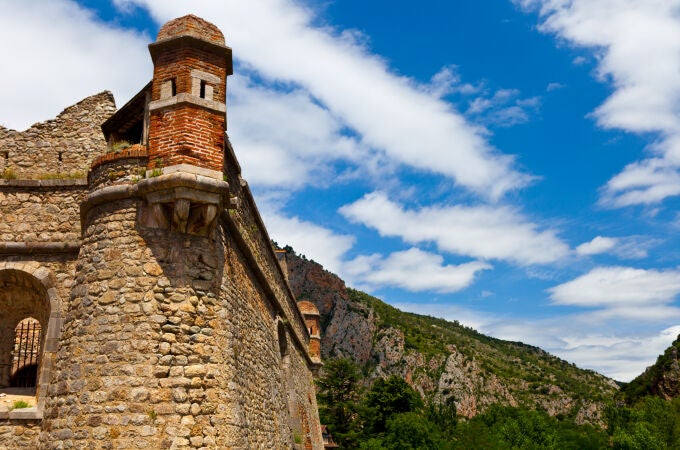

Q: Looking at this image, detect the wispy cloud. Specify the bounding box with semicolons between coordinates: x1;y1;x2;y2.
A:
466;88;541;128
345;248;491;293
548;266;680;319
577;235;660;259
516;0;680;207
546;82;565;92
340;192;570;265
0;0;151;130
576;236;617;256
116;0;532;199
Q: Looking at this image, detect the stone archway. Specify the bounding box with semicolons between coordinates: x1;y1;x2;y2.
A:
0;263;61;409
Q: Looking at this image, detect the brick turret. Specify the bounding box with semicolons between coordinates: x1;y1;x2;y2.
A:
298;300;322;362
147;15;233;176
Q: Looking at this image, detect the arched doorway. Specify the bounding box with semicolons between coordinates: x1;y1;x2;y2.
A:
0;267;55;406
10;317;42;388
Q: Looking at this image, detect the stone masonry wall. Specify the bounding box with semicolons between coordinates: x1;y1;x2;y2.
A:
0;182;86;243
0;418;41;448
222;138;311;357
88;146;148;190
40;187;322;448
0;92;115;179
222;137;324;448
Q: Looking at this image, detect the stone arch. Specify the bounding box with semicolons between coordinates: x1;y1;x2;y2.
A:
0;262;61;409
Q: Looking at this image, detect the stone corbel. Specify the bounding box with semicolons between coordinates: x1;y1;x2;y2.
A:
173;198;191;233
136;172;230;237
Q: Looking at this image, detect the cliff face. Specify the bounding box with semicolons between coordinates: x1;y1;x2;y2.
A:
624;336;680;401
286;252;376;365
284;251;618;423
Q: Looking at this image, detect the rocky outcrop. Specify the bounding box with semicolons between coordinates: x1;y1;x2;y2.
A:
625;335;680;401
435;345;516;418
284;251;618;423
650;345;680;400
286;252;376;365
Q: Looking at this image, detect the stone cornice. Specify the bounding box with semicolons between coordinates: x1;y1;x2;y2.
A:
0;241;81;255
0;179;87;188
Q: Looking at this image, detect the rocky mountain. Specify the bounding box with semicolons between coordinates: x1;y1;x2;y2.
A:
623;335;680;402
283;249;619;424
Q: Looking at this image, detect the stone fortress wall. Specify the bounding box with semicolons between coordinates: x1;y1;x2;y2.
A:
0;92;116;179
0;14;324;450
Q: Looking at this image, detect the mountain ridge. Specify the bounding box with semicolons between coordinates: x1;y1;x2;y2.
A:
282;248;619;424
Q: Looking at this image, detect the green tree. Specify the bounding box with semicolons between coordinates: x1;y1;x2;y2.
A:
425;396;458;436
382;412;448;449
363;376;424;434
497;409;558;449
316;358;364;448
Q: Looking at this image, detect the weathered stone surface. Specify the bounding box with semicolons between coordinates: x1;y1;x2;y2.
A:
0;92;115;179
0;14;324;450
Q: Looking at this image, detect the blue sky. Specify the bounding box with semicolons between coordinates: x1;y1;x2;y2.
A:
1;0;680;382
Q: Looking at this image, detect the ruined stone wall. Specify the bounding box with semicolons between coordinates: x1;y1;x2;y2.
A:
0;92;115;178
0;181;86;243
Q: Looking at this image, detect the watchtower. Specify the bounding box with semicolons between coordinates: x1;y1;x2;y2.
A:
33;15;324;449
147;14;233;174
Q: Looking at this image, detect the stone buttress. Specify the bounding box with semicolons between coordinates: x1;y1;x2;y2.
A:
39;15;324;449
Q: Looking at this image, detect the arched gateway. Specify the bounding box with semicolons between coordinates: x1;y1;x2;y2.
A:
0;264;61;409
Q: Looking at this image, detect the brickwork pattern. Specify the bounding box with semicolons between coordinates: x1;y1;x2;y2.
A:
157;15;226;45
150;48;227;103
148;105;224;172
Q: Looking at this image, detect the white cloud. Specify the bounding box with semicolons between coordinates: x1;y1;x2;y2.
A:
516;0;680;206
228;74;364;190
466;87;541;127
546;82;565;92
491;316;680;381
576;234;660;259
340;192;570;265
259;208;355;275
345;248;491;293
0;0;151;130
601;157;680;207
549;266;680;311
114;0;532;199
576;236;617;255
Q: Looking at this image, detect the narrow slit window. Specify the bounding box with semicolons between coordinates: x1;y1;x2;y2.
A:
58;152;63;162
200;80;207;99
3;151;8;160
171;78;177;97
